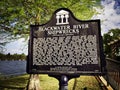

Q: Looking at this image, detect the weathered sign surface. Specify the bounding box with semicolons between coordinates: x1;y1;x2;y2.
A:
27;8;106;75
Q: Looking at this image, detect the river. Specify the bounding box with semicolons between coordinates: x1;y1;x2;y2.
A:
0;60;26;76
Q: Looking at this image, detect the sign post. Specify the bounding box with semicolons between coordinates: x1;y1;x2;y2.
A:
59;75;68;90
27;8;106;89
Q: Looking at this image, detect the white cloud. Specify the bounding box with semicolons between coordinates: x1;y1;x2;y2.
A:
93;0;120;35
5;38;28;55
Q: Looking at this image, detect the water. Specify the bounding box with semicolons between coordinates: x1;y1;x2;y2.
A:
0;60;26;76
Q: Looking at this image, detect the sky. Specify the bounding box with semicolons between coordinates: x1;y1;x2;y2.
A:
4;0;120;55
92;0;120;35
5;38;28;55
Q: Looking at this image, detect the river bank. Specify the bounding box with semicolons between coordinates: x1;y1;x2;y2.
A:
0;53;26;61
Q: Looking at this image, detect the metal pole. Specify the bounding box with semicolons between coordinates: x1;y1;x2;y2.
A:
49;74;80;90
59;75;68;90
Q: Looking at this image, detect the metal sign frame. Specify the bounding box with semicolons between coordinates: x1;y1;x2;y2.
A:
27;8;106;75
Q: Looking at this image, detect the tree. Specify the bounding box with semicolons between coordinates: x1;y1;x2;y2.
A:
103;28;120;58
0;0;102;51
0;0;101;35
0;0;102;53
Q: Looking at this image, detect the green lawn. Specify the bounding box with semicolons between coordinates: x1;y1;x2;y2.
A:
0;74;101;90
0;74;29;90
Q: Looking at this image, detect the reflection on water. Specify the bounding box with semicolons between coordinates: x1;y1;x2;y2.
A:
0;60;26;76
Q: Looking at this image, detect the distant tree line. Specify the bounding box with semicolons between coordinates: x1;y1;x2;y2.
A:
0;53;26;60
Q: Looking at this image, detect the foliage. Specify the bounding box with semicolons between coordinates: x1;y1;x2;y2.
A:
0;53;26;60
0;0;101;35
103;28;120;59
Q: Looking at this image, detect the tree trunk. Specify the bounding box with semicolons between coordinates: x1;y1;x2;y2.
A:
27;74;41;90
27;11;41;90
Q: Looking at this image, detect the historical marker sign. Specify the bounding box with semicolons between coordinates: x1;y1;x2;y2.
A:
27;8;106;75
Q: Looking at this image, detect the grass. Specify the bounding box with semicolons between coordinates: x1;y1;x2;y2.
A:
0;74;29;90
0;74;101;90
73;76;101;90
